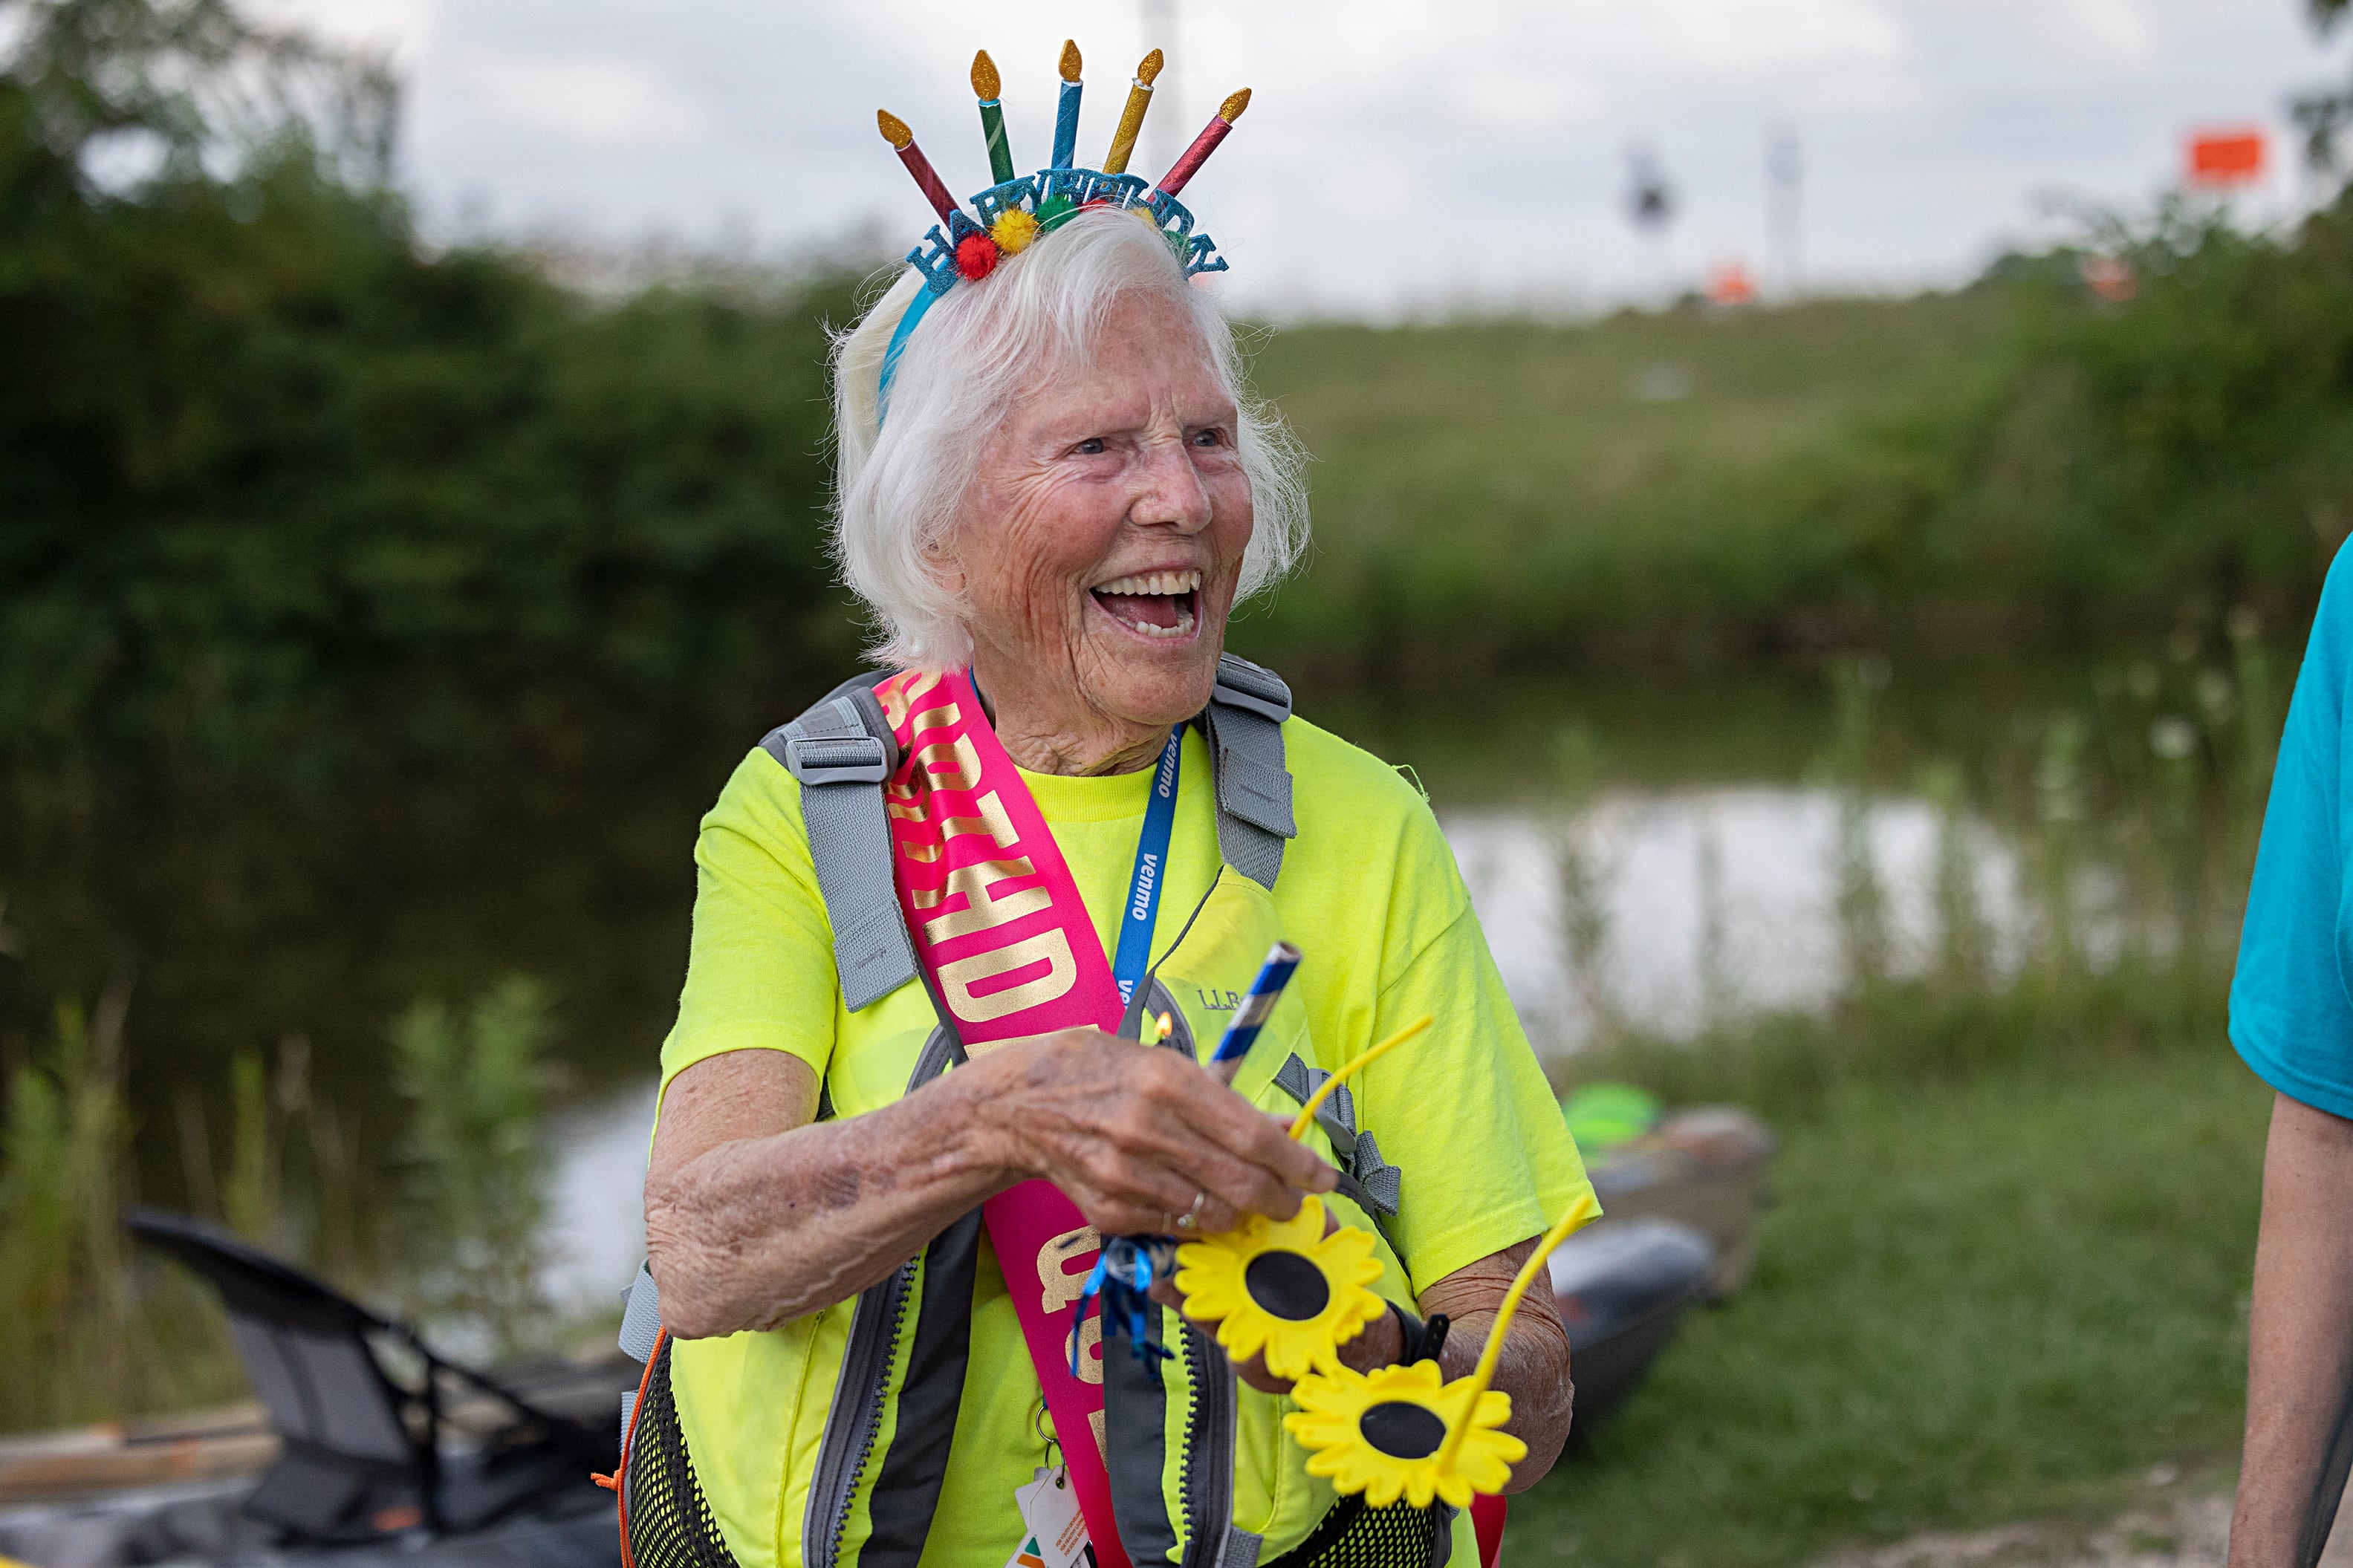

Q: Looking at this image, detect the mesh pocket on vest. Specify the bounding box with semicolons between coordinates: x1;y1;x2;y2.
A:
626;1337;742;1568
1262;1496;1449;1568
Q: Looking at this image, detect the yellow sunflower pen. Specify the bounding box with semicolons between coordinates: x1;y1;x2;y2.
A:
1285;1196;1600;1509
1175;1016;1435;1380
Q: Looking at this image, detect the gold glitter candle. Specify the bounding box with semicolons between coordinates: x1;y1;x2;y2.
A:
1101;48;1163;177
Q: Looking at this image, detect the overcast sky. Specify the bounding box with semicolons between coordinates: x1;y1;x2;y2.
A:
264;0;2349;316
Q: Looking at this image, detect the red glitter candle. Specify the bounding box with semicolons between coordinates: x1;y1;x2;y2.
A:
1155;88;1250;198
877;109;961;228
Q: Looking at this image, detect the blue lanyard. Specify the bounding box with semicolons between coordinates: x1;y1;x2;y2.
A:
1112;726;1184;1005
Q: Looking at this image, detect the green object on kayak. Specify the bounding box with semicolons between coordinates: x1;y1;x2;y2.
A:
1560;1082;1662;1156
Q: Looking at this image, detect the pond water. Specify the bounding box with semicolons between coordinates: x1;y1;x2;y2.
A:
1447;787;2027;1048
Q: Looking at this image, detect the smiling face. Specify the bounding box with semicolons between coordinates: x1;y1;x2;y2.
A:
938;287;1254;775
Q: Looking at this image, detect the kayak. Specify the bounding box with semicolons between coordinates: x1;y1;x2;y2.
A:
1548;1093;1779;1427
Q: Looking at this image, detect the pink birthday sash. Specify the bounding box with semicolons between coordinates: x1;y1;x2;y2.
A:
874;668;1137;1568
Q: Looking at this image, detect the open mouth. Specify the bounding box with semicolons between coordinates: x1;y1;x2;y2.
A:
1089;568;1201;641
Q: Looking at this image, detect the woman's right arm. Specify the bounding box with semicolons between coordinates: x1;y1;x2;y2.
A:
643;1029;1334;1341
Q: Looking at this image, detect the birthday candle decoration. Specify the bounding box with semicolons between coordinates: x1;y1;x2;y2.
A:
1155;88;1250;198
1206;940;1300;1085
1101;48;1163;176
1051;39;1083;169
971;51;1014;184
876;109;961;228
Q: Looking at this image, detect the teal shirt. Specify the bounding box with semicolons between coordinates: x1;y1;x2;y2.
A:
2233;543;2353;1117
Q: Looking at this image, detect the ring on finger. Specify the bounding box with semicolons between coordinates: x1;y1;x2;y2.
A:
1172;1191;1207;1232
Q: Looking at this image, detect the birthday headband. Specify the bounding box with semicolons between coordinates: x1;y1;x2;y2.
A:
874;41;1253;415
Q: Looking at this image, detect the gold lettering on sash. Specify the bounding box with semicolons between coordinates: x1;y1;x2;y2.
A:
914;733;982;793
911;704;961;735
922;856;1048;942
877;670;942;731
1065;1314;1103;1387
902;839;940;864
1088;1410;1106;1460
940;928;1077;1022
940;790;1021;853
1039;1226;1103;1312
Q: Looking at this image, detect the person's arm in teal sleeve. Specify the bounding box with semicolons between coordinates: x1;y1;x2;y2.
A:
2230;1094;2353;1567
2230;544;2353;1567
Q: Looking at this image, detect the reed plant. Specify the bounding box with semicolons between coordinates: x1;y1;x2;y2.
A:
389;975;559;1360
0;989;242;1429
0;975;564;1431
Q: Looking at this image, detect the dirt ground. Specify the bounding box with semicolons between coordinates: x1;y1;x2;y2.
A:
1815;1488;2353;1568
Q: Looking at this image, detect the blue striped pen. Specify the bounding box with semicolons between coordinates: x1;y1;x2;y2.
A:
1205;940;1300;1084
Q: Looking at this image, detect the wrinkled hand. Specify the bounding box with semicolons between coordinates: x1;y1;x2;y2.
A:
973;1027;1335;1239
1148;1205;1405;1396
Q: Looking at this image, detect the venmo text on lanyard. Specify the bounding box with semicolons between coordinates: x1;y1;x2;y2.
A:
1110;726;1184;1005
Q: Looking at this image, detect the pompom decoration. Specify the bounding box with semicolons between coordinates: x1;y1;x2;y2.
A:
990;208;1040;255
956;232;1002;280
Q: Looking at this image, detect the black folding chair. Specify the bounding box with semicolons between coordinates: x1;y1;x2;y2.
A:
123;1207;603;1544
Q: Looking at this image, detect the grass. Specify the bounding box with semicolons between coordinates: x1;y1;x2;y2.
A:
1506;994;2268;1568
1227;204;2353;680
1237;293;2014;676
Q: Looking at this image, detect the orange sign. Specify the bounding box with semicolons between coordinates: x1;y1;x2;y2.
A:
2187;129;2266;187
1706;261;1756;306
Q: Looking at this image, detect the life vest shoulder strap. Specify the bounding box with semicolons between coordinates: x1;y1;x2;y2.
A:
1201;654;1297;892
761;672;922;1013
763;658;1301;1014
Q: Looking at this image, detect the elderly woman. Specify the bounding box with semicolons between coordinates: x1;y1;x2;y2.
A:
634;202;1591;1568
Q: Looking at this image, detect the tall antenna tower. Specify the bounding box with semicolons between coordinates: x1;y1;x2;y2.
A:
1624;144;1678;305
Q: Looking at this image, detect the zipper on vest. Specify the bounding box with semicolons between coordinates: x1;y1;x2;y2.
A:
1175;1323;1236;1568
807;1257;919;1568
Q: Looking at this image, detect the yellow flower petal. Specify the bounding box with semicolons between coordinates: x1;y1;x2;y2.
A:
1175;1197;1390;1379
1285;1362;1528;1511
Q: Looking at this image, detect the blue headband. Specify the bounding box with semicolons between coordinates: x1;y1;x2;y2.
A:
875;283;940;424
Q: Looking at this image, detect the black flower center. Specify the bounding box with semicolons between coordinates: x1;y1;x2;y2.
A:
1359;1400;1448;1460
1243;1249;1331;1321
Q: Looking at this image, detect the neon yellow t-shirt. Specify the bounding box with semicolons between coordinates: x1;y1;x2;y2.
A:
658;711;1591;1568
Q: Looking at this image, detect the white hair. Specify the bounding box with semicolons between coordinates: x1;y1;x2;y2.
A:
829;208;1310;670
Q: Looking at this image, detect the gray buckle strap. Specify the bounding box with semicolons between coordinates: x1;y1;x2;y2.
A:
1213;746;1296;839
1348;1132;1401;1216
785;731;891;785
1203;654;1296;891
765;678;922;1012
1211;654;1292;724
1272;1053;1403;1220
1272;1055;1357;1154
619;1261;663;1364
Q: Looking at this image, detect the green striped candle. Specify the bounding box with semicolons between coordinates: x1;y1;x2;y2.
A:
970;51;1014;184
